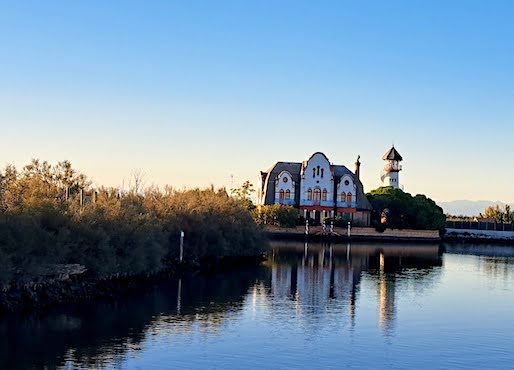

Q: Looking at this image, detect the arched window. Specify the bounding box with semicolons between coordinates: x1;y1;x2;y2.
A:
312;168;316;178
307;188;313;201
279;189;285;203
347;192;352;204
317;166;320;176
322;188;328;201
321;168;324;178
285;189;291;200
313;188;321;202
341;192;346;202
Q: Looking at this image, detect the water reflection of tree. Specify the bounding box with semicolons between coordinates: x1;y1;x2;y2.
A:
478;257;514;281
444;244;514;281
0;268;268;370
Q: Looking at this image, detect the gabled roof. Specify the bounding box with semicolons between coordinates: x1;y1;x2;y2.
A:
382;147;403;161
263;162;302;205
332;165;372;211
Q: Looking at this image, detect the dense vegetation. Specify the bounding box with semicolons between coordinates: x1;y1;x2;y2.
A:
447;204;514;223
0;160;266;286
229;181;300;228
253;205;299;227
366;186;446;231
481;204;514;223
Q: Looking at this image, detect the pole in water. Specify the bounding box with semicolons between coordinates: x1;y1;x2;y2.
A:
177;278;182;314
305;219;309;236
347;221;351;238
180;230;184;263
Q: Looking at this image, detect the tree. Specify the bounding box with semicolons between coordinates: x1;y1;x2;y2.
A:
231;180;254;198
53;160;90;194
366;186;446;231
230;180;255;210
482;204;513;223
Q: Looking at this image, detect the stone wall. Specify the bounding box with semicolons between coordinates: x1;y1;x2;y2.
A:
263;225;440;240
350;227;440;239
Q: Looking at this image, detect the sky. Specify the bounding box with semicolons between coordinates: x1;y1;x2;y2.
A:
1;0;513;203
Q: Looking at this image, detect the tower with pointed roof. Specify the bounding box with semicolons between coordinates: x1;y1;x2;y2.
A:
381;146;403;189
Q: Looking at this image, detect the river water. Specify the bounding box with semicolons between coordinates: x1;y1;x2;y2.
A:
1;241;514;370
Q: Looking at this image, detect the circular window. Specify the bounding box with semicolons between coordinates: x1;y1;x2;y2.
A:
283;177;288;183
344;180;350;186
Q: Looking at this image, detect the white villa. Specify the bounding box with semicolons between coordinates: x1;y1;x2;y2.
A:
257;152;373;226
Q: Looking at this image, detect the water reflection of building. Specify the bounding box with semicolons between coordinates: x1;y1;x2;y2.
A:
378;256;395;334
270;241;442;334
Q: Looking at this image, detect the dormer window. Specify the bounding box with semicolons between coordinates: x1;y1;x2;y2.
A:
321;168;324;178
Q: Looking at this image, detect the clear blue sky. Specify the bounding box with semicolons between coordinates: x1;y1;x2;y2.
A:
1;0;513;203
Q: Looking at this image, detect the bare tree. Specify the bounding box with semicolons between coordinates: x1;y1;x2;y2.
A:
128;169;146;194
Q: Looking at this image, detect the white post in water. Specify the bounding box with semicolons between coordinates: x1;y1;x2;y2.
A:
180;230;185;263
305;219;309;236
177;278;182;314
347;221;351;238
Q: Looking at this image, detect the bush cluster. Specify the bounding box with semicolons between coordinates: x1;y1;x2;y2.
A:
253;205;298;228
0;160;266;285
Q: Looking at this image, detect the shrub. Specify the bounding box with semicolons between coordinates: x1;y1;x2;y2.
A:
254;205;299;228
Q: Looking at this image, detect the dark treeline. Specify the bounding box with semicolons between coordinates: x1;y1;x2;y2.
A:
0;160;266;287
366;186;446;232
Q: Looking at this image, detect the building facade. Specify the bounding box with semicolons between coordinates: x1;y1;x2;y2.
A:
257;152;373;226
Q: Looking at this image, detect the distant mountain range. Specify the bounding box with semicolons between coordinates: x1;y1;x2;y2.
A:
437;200;514;216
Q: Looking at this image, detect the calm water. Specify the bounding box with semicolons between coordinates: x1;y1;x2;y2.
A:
1;241;514;370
